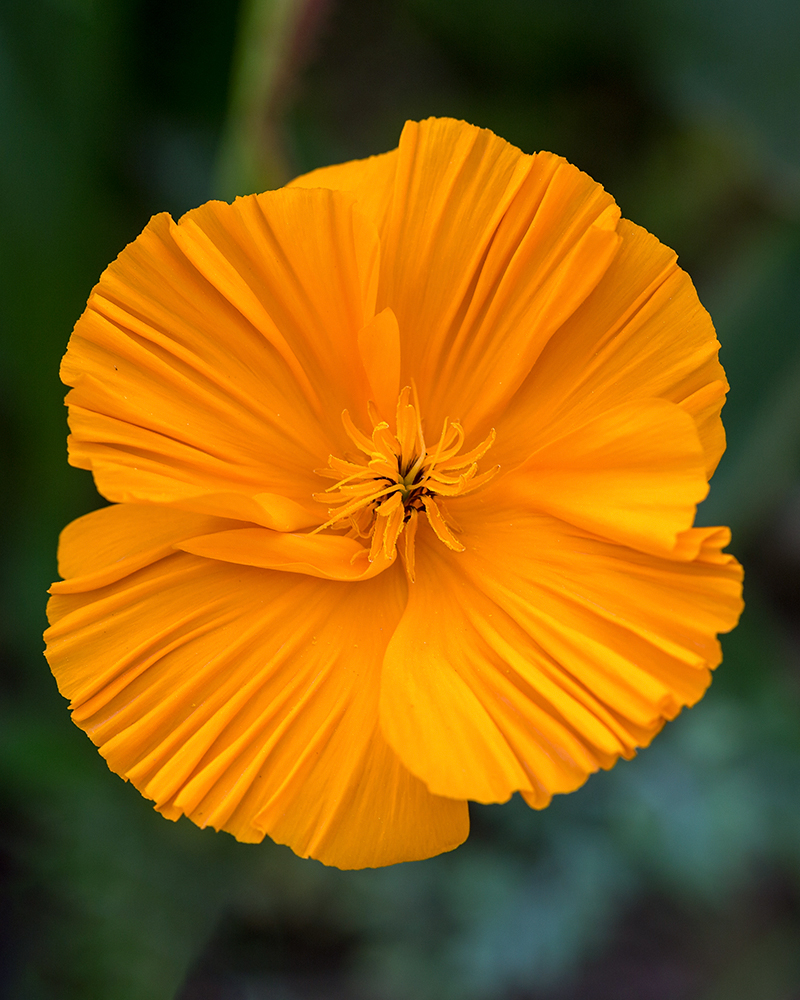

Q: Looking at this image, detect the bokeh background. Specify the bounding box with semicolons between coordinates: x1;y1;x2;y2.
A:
2;0;800;997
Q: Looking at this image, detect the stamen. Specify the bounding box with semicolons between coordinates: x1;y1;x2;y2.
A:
313;387;497;571
402;507;418;582
396;389;420;473
423;496;465;552
341;410;375;455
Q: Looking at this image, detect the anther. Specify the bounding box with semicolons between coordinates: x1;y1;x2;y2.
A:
313;387;498;578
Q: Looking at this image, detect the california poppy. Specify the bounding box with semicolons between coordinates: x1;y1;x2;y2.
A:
45;118;744;868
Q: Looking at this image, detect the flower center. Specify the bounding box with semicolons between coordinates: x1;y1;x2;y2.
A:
313;386;498;580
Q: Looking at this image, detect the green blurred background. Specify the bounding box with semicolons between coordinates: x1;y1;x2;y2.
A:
2;0;800;997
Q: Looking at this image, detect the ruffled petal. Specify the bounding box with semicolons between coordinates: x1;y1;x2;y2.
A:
289;148;398;240
505;398;709;558
376;118;621;432
177;526;395;581
380;512;742;807
50;503;244;594
495;219;727;477
293;119;622;434
62;187;381;524
45;509;467;869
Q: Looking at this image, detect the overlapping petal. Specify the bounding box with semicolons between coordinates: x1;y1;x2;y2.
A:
293;117;622;433
289;146;398;240
380;511;743;807
177;526;395;581
50;503;243;594
45;505;466;868
494;219;728;477
505;398;709;558
62;188;382;527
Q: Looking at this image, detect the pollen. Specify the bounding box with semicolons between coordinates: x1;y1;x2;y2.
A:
313;386;498;580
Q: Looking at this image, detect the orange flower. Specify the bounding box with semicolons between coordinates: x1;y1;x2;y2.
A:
45;118;744;869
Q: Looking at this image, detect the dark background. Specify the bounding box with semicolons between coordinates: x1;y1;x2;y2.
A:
2;0;800;997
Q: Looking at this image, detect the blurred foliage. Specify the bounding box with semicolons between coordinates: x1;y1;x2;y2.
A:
216;0;315;198
2;0;800;998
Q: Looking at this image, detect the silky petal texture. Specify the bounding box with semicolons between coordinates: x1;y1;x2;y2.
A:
177;527;394;581
380;515;743;807
494;219;727;478
357;307;401;420
507;398;709;558
293;117;622;434
61;188;381;526
44;507;467;869
289;147;398;240
51;504;244;594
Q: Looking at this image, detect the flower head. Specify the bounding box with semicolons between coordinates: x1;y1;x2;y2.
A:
45;118;744;868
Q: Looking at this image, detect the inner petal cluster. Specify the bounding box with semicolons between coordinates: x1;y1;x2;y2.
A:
314;387;497;580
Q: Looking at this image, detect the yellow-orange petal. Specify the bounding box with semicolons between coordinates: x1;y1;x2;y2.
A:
62;187;381;521
380;511;742;807
64;417;321;530
50;503;244;594
45;523;467;868
289;147;398;240
357;307;402;420
504;398;709;558
373;118;621;433
176;526;395;581
495;219;727;478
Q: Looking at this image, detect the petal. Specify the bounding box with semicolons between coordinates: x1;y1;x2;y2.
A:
495;219;727;477
289;147;398;240
376;118;621;432
177;526;395;581
45;515;467;868
50;503;243;594
505;398;709;557
357;307;401;420
62;187;381;523
65;407;321;530
380;512;742;807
